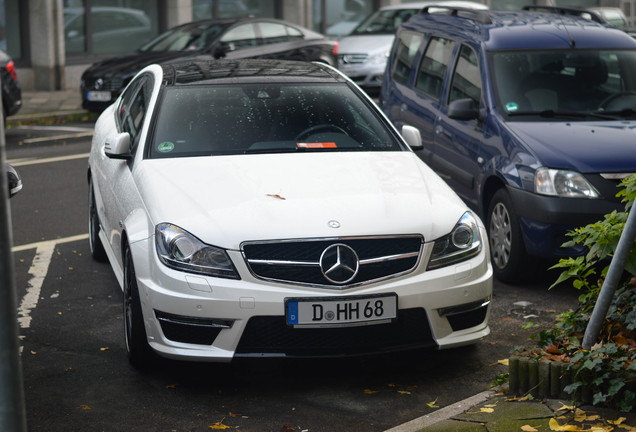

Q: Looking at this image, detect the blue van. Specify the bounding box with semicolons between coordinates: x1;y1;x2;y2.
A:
380;8;636;282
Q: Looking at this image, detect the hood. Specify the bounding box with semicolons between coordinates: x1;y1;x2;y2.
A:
135;152;469;250
83;50;198;80
338;35;396;55
506;121;636;173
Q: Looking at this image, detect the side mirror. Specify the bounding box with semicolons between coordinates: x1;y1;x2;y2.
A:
448;98;480;121
6;163;22;198
104;132;132;160
401;125;422;150
214;42;234;59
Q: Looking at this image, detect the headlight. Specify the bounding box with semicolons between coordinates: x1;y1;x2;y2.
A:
535;168;599;198
427;212;482;270
368;51;390;64
155;223;239;279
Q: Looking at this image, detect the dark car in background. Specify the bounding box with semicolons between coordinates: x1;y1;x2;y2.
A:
0;49;22;121
80;17;337;112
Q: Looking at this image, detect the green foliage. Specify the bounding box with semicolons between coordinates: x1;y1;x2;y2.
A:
535;175;636;412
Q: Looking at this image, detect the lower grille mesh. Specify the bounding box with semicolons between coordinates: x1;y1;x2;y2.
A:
235;308;435;357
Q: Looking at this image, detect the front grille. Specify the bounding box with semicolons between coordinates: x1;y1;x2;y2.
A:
242;236;423;288
235;308;435;357
85;77;125;92
338;53;368;65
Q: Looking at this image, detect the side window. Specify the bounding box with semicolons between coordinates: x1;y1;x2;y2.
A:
415;37;455;100
119;75;153;149
449;45;481;107
259;22;289;45
220;23;258;49
391;31;424;86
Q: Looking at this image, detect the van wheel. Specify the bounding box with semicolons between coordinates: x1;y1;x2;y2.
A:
88;180;107;262
123;245;154;368
486;189;526;283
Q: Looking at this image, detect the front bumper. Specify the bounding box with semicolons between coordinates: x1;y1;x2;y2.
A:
508;186;623;258
338;61;386;88
130;234;492;362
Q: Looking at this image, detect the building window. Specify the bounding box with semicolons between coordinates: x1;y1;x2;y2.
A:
192;0;276;20
0;0;23;60
316;0;375;39
63;0;159;56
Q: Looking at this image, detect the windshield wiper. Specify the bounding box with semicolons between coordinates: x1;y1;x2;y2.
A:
592;108;636;119
507;110;588;118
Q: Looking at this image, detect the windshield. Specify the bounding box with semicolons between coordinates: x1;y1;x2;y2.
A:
490;49;636;119
138;23;227;52
149;83;403;158
351;8;420;35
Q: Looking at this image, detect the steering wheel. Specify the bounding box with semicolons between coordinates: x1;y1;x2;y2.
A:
598;91;636;111
295;124;348;141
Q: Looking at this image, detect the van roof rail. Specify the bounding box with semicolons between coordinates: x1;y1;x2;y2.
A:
420;6;492;24
521;5;604;23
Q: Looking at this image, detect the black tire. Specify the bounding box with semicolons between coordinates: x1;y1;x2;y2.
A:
486;188;527;283
88;180;108;262
123;245;154;368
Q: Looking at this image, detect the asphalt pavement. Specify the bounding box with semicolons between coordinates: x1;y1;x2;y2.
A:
6;88;636;431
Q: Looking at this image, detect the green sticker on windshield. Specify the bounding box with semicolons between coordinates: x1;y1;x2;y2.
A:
505;102;519;113
158;142;174;153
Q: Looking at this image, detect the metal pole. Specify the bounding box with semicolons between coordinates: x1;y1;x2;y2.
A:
0;75;27;430
582;205;636;349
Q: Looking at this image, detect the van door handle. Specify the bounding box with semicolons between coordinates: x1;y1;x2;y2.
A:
435;125;443;135
400;103;407;112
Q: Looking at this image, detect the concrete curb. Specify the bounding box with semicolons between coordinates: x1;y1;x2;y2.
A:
7;110;91;126
383;389;498;432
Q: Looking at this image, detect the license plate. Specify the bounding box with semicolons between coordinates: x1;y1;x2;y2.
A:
285;294;397;328
87;91;111;102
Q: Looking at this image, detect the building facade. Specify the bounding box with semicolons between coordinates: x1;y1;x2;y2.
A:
1;0;629;91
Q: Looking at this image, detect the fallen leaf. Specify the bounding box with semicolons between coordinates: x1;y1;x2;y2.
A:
78;405;93;410
608;418;626;425
467;407;494;414
30;350;36;355
266;194;286;200
209;417;231;430
426;397;439;408
387;383;396;388
397;390;411;395
498;359;509;366
165;384;177;389
506;395;529;402
363;389;378;394
549;418;583;431
555;402;576;413
521;425;539;432
229;412;242;418
100;347;109;351
280;426;295;432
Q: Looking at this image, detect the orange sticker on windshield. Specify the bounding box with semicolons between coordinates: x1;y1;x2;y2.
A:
297;142;337;149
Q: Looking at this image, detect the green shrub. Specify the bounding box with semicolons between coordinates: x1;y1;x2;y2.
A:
536;175;636;412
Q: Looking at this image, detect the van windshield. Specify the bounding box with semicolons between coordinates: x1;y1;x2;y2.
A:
490;49;636;119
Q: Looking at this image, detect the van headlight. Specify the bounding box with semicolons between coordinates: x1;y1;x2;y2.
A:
427;212;482;270
535;168;599;198
155;223;239;279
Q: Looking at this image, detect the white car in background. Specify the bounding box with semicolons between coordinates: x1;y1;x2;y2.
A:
336;1;487;91
88;59;492;367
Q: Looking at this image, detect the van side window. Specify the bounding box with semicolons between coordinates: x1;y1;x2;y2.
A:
415;37;455;100
449;45;481;107
391;31;424;85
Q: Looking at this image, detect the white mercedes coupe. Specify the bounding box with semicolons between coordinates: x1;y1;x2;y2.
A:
87;59;492;366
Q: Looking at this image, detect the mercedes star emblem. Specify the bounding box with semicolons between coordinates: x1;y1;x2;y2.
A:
319;243;359;284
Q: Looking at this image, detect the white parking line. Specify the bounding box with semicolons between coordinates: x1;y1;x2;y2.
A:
14;234;89;334
7;153;90;167
21;132;93;145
